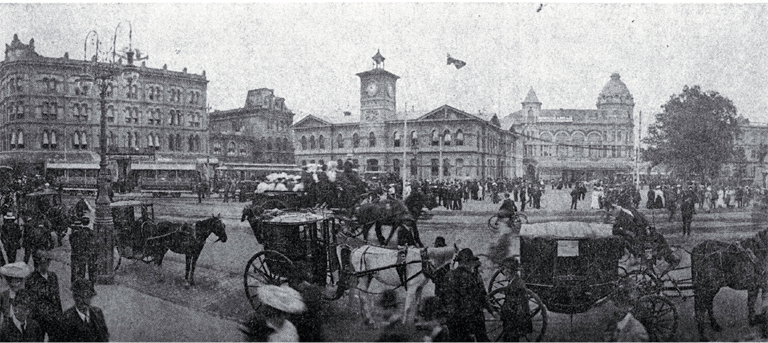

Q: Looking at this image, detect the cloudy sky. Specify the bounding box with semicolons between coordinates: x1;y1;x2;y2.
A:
2;3;768;135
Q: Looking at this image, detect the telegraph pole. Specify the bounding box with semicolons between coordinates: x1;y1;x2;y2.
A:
635;110;642;189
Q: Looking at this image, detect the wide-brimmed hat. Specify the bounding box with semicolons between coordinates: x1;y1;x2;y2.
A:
0;262;31;278
72;278;96;298
256;284;306;314
454;248;479;263
3;212;14;220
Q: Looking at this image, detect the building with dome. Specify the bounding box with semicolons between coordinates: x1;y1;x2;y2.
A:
503;73;635;182
293;51;519;181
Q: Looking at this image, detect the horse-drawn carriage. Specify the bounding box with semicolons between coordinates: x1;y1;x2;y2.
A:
111;200;156;268
485;222;679;342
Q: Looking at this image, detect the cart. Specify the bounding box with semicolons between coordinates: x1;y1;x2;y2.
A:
110;200;157;269
485;222;678;342
243;210;344;311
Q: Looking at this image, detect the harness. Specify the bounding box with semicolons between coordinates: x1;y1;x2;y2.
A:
351;246;440;293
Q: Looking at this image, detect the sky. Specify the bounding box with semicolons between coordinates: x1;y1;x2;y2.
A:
2;3;768;137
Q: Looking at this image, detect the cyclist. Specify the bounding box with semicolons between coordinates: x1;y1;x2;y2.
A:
497;193;518;228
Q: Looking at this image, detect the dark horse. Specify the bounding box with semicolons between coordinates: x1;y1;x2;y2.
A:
692;228;768;340
149;215;227;287
353;198;423;247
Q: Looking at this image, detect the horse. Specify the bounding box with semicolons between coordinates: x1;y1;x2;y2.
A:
148;215;228;287
337;244;458;325
352;198;424;247
691;228;768;340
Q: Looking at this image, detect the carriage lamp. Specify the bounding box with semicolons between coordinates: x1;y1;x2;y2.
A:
81;22;142;284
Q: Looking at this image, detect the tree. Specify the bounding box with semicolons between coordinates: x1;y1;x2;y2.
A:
642;85;741;182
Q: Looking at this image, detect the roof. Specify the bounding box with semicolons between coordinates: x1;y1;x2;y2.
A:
522;87;541;104
599;73;632;98
519;222;613;238
27;189;59;197
46;162;100;170
131;163;197;171
263;211;333;225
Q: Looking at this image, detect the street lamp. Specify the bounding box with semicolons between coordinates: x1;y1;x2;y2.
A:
78;23;141;284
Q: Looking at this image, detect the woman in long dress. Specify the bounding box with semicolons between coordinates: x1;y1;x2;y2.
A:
590;186;602;209
716;188;726;208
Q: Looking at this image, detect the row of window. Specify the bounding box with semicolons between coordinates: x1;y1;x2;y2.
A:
4;102;204;127
299;129;470;151
211;137;291;155
2;75;205;105
524;144;632;158
536;130;631;145
7;129;203;152
299;158;502;178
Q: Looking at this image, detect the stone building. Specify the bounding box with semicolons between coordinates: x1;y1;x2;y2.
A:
504;73;636;182
0;34;209;181
729;118;768;186
293;51;519;181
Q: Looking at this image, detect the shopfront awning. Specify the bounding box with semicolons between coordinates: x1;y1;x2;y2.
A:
131;163;197;171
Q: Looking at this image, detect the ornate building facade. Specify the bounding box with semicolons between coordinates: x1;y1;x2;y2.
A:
293;51;519;181
0;34;209;179
505;73;635;182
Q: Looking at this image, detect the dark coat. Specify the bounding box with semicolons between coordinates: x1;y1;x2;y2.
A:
26;271;63;321
55;306;109;342
0;316;44;342
1;222;21;251
499;198;517;215
444;265;489;321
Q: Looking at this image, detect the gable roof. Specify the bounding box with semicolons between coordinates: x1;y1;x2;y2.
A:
522;87;541;104
291;115;333;128
416;105;486;122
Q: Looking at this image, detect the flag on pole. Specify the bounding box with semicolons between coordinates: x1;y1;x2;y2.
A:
447;53;466;69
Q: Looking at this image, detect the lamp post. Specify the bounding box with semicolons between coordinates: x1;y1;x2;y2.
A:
80;24;140;284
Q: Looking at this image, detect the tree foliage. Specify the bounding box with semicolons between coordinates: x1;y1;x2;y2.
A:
642;85;741;180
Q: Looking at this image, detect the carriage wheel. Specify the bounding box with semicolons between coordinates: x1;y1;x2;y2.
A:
140;221;158;263
244;250;294;311
488;215;502;231
488;267;513;294
621;269;663;296
486;286;547;342
632;294;678;342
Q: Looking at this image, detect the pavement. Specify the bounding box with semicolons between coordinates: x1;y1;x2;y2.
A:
1;243;244;342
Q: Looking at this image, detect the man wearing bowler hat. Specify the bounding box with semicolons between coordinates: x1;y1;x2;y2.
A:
0;262;32;323
444;248;494;341
58;278;109;342
69;217;97;283
1;212;21;265
26;250;62;341
0;290;43;342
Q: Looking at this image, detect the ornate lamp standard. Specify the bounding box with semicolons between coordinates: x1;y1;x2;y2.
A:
79;23;140;284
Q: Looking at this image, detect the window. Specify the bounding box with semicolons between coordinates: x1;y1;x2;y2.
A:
11;130;23;149
411;131;418;147
353;133;360;148
393;131;401;147
213;141;221;155
431;130;439;146
368;132;376;147
393;159;400;175
366;159;379;172
337;134;344;148
443;130;451;146
108;131;116;148
410;158;418;176
283;138;290;151
456;158;464;177
556;132;569;157
72;131;86;150
431;159;439;177
225;142;234;155
42;102;57;120
310;135;316;149
300;136;307;150
443;159;451;176
456;130;464;146
319;135;325;150
267;137;273;151
168;134;175;151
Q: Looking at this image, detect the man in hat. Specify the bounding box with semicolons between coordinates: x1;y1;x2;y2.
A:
444;248;493;342
498;193;518;229
239;284;305;342
680;186;698;236
59;278;108;342
0;262;32;322
26;250;62;341
0;290;43;342
1;212;21;264
69;217;97;283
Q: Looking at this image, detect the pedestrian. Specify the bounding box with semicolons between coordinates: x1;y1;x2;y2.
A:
0;262;32;322
0;290;43;342
667;185;680;222
223;179;232;203
570;186;580;210
499;260;532;341
444;248;494;342
497;193;518;229
26;250;62;341
239;284;305;342
519;188;527;212
69;217;97;283
681;186;698;236
58;278;109;342
286;268;325;342
431;236;450;302
197;179;205;204
1;212;21;265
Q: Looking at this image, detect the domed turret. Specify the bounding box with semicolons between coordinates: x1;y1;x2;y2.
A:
596;73;634;109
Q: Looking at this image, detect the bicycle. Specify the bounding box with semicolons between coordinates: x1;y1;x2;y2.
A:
488;212;528;231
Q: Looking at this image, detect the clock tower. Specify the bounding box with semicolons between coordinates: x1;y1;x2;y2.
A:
356;50;399;122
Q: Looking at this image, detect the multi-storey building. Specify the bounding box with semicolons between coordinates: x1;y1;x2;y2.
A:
730;118;768;186
0;34;209;182
208;88;297;180
504;73;636;182
293;51;519;181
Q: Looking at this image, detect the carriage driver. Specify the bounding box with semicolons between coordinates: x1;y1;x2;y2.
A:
610;203;651;258
498;193;518;227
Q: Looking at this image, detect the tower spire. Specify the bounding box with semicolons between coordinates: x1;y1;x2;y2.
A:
372;49;385;69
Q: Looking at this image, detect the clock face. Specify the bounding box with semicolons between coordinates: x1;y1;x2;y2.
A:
366;82;378;97
387;83;394;98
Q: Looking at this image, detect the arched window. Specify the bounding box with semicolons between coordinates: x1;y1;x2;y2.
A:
442;158;451;177
227;142;236;155
213;141;221;155
267;137;273;151
539;132;553;157
300;136;307;150
309;135;316;149
410;158;418;176
555;132;570;157
50;130;57;148
318;135;325;150
188;135;194;151
283;138;289;151
337;134;344;148
240;142;247;156
587;132;602;158
175;134;181;151
353;133;360;148
154;134;160;150
431;130;439;146
456;130;464;146
443;130;452;146
195;135;201;152
368;132;376;147
42;130;49;148
393;158;400;175
571;132;585;157
393;131;401;147
456;158;464;177
169;134;175;151
366;159;379;172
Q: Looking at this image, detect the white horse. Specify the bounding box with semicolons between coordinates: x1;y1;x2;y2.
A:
337;244;458;325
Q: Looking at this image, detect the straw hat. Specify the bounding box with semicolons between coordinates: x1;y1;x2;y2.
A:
0;262;31;278
256;285;306;314
3;212;14;220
